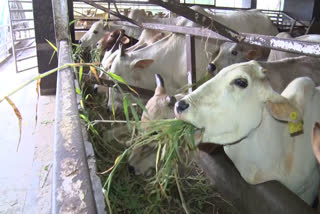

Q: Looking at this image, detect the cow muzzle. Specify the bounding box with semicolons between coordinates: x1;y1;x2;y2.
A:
207;63;216;74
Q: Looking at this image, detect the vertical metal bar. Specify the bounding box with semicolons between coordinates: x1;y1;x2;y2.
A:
186;34;196;93
7;0;18;73
68;0;75;43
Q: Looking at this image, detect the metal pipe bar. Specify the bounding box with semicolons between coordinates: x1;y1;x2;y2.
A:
15;37;35;42
7;0;18;73
11;18;34;22
113;21;229;41
52;40;98;214
16;65;38;73
15;45;36;52
149;0;243;43
185;35;196;93
80;0;143;27
16;54;37;62
51;0;106;212
114;21;320;57
9;9;33;12
8;0;33;2
12;27;35;31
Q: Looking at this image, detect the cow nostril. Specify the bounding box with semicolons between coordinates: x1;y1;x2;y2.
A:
106;106;111;114
207;63;216;74
176;100;189;114
128;165;135;174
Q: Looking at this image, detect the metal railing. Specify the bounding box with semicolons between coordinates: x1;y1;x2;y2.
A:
0;25;12;63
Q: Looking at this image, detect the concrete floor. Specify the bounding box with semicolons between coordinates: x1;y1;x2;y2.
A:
0;52;54;213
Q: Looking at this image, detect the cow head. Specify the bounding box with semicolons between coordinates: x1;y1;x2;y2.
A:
107;47;154;113
312;122;320;164
79;20;109;49
208;42;266;75
175;60;302;144
128;74;174;176
128;74;181;176
141;74;177;122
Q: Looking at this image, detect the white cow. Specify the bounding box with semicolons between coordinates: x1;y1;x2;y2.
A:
312;122;320;213
79;9;178;49
128;74;183;176
210;32;320;74
107;9;279;111
174;60;320;204
268;33;320;61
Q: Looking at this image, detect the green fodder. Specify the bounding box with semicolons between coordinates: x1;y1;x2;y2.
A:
76;46;238;214
81;88;238;213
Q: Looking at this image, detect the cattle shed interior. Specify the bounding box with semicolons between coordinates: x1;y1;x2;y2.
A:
1;0;320;213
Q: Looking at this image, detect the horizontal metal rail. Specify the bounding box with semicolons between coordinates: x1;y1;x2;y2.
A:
8;0;33;2
15;45;36;52
113;21;320;57
15;37;35;42
9;9;33;12
17;54;37;61
13;27;35;31
11;18;34;22
17;65;38;73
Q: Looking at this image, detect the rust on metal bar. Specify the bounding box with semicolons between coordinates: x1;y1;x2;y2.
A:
243;33;320;56
80;0;143;28
185;35;196;93
114;21;320;57
149;0;244;42
113;21;229;41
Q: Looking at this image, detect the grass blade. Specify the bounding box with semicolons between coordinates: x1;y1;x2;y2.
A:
45;39;57;52
107;72;139;96
123;96;131;131
79;61;83;84
5;96;22;151
90;66;101;84
34;79;41;130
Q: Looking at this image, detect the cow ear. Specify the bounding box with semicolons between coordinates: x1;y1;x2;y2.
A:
266;96;302;122
120;36;130;45
131;59;154;71
245;49;262;60
312;122;320;164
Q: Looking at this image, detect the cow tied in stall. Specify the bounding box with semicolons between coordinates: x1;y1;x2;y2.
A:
175;60;320;204
128;74;218;175
208;32;320;75
106;8;279;113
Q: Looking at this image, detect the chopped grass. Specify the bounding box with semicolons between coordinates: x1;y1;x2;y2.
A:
75;45;238;214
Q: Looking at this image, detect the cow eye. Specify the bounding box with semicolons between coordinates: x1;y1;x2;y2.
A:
232;78;248;88
93;30;98;34
231;50;238;56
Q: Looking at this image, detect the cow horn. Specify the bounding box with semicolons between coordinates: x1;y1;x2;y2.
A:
119;43;125;57
154;73;166;95
155;73;164;88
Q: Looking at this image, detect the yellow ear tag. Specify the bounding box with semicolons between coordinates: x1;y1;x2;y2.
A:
288;111;303;135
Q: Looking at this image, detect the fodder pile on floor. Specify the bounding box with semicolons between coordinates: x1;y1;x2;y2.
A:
75;46;239;214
